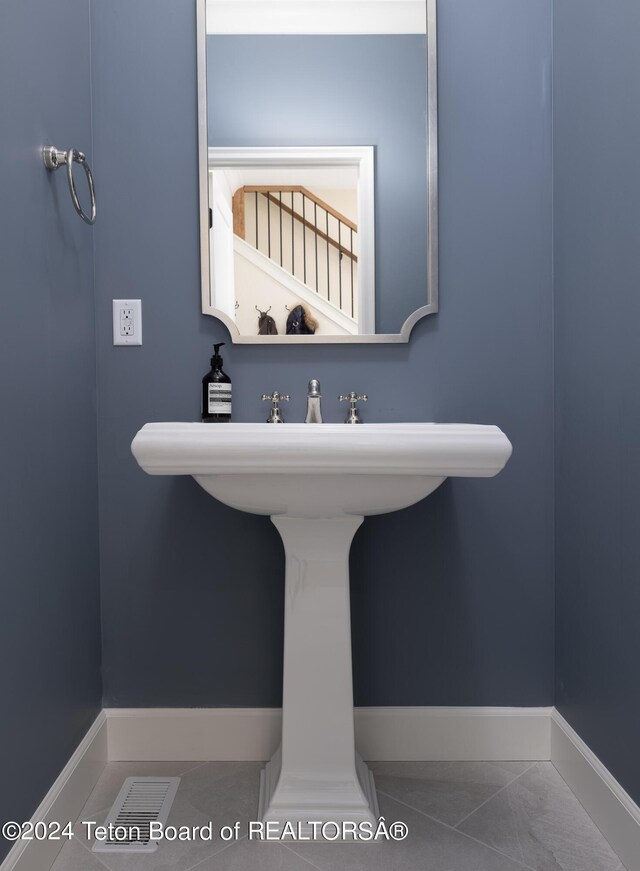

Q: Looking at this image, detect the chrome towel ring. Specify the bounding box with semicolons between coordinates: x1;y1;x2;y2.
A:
43;145;96;225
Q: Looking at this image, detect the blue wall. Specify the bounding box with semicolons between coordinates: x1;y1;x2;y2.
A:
92;0;554;709
0;0;101;860
554;0;640;804
207;35;427;334
3;0;638;840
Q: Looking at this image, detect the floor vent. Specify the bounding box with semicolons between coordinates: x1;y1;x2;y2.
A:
92;777;180;854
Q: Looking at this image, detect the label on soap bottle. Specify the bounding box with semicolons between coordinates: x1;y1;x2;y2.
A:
208;383;232;415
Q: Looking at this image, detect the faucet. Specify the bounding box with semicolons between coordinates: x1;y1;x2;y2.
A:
262;391;290;423
305;379;322;423
339;391;368;424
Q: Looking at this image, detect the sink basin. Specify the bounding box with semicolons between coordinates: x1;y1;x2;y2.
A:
131;421;512;837
132;422;511;518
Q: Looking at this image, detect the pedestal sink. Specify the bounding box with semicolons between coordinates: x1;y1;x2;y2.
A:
131;422;512;835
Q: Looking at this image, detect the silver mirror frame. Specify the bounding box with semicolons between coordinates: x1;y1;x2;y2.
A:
196;0;438;344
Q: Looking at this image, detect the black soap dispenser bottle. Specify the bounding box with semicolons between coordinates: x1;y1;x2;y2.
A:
202;343;232;422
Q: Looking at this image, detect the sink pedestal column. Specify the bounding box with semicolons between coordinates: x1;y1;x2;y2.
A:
258;515;379;834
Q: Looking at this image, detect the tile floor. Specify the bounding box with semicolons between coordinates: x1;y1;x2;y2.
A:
50;760;626;871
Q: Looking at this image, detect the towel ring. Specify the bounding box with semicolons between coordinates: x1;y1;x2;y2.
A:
43;145;96;225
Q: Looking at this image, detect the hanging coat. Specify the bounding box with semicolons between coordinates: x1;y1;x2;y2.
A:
286;304;317;335
257;310;278;335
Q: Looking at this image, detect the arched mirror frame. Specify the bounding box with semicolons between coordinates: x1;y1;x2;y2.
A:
196;0;438;344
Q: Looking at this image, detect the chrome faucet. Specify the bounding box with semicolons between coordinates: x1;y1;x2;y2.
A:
262;391;290;423
305;379;322;423
339;391;368;424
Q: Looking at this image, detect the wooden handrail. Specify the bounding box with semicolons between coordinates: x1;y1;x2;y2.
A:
242;185;358;233
260;192;357;263
240;185;358;263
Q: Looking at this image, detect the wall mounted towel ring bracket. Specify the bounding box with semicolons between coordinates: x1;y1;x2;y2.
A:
43;145;96;225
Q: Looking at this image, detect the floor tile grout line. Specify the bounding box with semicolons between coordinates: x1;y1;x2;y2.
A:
457;764;625;871
182;834;248;871
282;841;330;871
452;762;538;829
74;834;114;871
85;804;112;820
376;789;538;871
176;760;212;778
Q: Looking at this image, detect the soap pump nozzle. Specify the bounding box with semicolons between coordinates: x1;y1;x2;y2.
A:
211;342;225;367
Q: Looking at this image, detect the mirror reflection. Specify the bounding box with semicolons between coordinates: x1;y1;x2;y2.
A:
201;0;437;342
209;148;373;336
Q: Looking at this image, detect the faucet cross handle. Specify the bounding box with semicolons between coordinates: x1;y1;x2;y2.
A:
339;391;368;424
262;391;290;424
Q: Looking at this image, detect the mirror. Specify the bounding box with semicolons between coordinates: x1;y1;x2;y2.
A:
197;0;438;343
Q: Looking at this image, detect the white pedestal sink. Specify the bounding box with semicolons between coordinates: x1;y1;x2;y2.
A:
131;422;512;835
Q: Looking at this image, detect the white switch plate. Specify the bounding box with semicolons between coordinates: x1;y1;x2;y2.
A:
113;299;142;346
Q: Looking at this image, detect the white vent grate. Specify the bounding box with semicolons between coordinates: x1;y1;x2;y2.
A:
92;777;180;854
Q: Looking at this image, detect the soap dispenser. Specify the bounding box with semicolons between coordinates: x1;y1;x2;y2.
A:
202;343;232;422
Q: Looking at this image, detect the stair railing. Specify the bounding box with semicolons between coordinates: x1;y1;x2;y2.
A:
233;186;358;320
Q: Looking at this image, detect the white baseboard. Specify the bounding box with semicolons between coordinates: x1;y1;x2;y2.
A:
0;712;107;871
355;706;552;761
106;707;282;763
551;710;640;871
105;706;552;762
